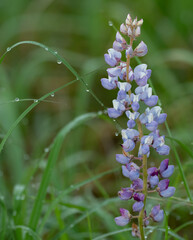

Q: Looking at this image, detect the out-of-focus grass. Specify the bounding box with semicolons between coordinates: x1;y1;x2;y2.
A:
0;0;193;239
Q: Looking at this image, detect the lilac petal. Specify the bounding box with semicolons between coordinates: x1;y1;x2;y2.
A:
156;145;170;155
151;205;160;217
146;121;158;131
159;159;169;173
146;69;152;79
127;119;136;129
104;54;117;67
118;188;133;200
116;154;130;164
122;165;130;178
160;187;175;198
121;139;135;152
134;41;148;57
117;90;127;100
132;178;143;190
118;82;131;92
144;95;158;107
141;144;149;155
133;193;145;202
126;46;133;57
158;179;170;191
115;216;129;226
154;210;164;222
149;175;159;188
131;102;140;112
161;165;174;178
120;208;130;217
136;76;148;86
107;67;121;77
157;113;167;124
129;170;140;181
148;167;158;176
132;201;144;212
101;78;117;90
113;41;123;51
107;108;122;118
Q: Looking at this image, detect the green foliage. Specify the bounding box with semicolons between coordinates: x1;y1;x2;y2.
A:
0;0;193;239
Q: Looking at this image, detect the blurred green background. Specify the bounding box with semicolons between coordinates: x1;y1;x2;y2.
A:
0;0;193;239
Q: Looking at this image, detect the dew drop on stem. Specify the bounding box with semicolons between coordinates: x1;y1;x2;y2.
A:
15;98;19;102
108;21;113;26
57;60;62;64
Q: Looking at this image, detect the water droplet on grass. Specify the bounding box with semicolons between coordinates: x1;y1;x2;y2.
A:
98;111;103;115
108;21;113;26
7;47;11;51
86;89;89;92
44;148;49;153
15;98;19;102
34;99;38;103
57;60;62;64
54;51;58;55
115;132;119;136
45;47;48;51
51;93;55;97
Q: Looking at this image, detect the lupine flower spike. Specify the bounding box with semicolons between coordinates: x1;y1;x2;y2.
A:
101;14;175;239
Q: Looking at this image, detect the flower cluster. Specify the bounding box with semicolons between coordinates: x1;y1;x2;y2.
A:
101;14;175;238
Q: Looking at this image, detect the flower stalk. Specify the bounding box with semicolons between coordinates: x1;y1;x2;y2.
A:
101;13;175;239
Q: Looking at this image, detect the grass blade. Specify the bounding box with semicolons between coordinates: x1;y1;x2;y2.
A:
27;112;98;235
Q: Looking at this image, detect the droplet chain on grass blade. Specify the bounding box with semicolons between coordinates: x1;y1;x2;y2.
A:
101;13;175;239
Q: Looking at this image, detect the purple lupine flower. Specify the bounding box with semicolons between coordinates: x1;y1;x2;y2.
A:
115;208;131;226
101;76;118;90
104;48;121;67
133;41;148;57
122;162;140;180
134;64;151;86
113;32;128;51
101;13;174;233
159;159;174;178
116;154;131;164
158;179;175;198
150;205;164;222
118;187;133;200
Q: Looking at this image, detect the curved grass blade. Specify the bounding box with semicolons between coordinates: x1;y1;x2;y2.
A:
0;79;78;154
166;136;193;160
92;226;184;240
27;112;98;235
174;220;193;233
0;41;105;108
52;197;119;240
38;167;119;233
11;225;41;240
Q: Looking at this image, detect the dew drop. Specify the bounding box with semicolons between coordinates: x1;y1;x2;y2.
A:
98;111;103;115
70;185;74;188
51;93;55;97
45;47;48;51
108;21;113;26
15;98;19;102
113;119;116;122
34;99;38;103
54;51;58;55
57;60;62;64
86;89;89;92
7;47;11;52
115;132;119;136
44;148;49;153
